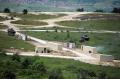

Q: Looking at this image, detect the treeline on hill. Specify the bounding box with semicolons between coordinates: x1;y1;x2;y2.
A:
0;52;119;79
3;8;28;14
2;7;120;13
76;7;120;13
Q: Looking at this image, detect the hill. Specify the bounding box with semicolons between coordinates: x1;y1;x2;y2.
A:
0;0;120;12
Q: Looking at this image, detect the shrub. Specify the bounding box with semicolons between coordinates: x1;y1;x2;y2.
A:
49;69;63;79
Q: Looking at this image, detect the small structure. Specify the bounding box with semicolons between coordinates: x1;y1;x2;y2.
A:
35;46;51;53
47;42;62;51
17;34;27;41
93;54;114;62
81;45;97;54
64;42;76;49
21;34;27;41
81;45;114;62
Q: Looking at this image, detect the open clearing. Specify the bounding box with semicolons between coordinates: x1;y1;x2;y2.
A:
0;12;120;79
9;13;66;20
0;32;35;51
24;31;120;59
56;20;120;31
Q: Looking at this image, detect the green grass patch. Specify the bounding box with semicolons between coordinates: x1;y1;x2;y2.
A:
0;24;8;29
56;20;120;31
21;26;79;31
10;13;66;20
0;16;6;21
0;32;35;51
24;31;120;59
11;20;48;26
80;13;120;20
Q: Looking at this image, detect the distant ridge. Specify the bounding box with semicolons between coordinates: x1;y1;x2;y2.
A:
0;0;120;12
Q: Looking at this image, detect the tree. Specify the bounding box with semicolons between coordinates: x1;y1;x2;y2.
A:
66;30;70;38
112;7;120;13
49;69;63;79
23;9;28;14
77;8;84;12
4;8;11;13
55;28;58;32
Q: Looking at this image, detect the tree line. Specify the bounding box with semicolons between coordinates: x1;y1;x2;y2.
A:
2;7;120;13
3;8;28;14
76;7;120;13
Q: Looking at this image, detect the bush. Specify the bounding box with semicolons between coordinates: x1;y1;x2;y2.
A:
98;71;107;79
11;54;21;62
21;58;32;69
31;62;47;75
1;70;16;79
49;69;63;79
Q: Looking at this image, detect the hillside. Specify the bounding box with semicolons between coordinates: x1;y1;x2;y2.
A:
0;0;120;12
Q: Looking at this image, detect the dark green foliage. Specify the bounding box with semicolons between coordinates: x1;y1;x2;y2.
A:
98;71;107;79
88;71;96;77
76;8;84;12
0;50;6;56
66;30;70;38
23;9;28;14
11;54;21;62
0;53;119;79
4;8;11;13
49;69;63;79
112;8;120;13
31;62;47;75
1;70;16;79
94;9;104;12
55;28;58;32
21;58;32;69
77;68;97;79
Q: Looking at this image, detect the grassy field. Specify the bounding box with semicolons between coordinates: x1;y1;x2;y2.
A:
11;20;48;26
0;16;6;21
79;13;120;20
0;32;35;51
0;24;8;29
24;31;120;59
21;26;79;31
56;20;120;31
9;13;66;20
0;54;119;79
